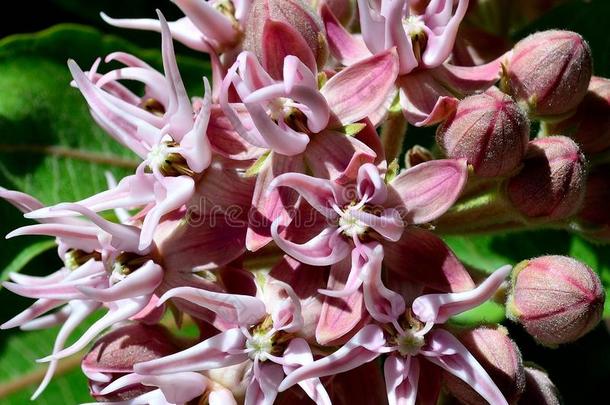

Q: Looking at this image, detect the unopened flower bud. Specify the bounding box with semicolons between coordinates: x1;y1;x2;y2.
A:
437;87;529;177
244;0;329;79
576;164;610;242
82;323;178;402
546;76;610;154
507;256;605;346
444;325;525;405
404;145;434;168
518;365;561;405
507;136;586;220
506;30;592;117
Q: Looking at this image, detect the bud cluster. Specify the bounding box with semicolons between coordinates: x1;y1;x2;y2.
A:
0;1;607;405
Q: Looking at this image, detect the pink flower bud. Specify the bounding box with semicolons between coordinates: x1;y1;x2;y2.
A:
444;325;526;405
546;76;610;154
577;165;610;242
437;87;529;177
506;30;592;117
507;256;605;346
82;323;178;401
507;136;586;220
244;0;329;79
518;365;561;405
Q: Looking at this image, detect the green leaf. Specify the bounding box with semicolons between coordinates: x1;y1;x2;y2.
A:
450;301;506;326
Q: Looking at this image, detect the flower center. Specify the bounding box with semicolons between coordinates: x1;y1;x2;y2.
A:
147;143;170;170
147;141;196;177
402;15;428;63
403;15;426;38
246;331;274;362
338;206;369;238
110;252;151;284
397;329;426;356
268;97;295;122
64;249;102;270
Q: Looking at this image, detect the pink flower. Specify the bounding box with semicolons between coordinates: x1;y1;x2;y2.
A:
321;1;506;126
278;266;512;405
25;12;212;250
133;282;331;405
0;189;164;398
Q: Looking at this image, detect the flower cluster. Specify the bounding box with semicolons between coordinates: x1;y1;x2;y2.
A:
1;1;608;404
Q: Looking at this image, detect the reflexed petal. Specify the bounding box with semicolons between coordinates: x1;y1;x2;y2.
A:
305;131;377;184
316;256;367;345
322;49;399;125
423;329;508;405
389;159;468;224
320;4;371;65
279;324;386;391
282;339;331;405
158;287;266;327
134;328;248;374
141;372;208;404
78;261;164;302
412;265;512;323
383;228;475;293
271;223;350;267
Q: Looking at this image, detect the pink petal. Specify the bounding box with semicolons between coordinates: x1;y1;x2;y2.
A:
282;338;331;405
159;287;266;327
272;223;350;267
322;48;399;125
412;265;512;323
423;329;508;405
389;158;468;224
246;153;305;252
32;300;99;399
384;355;420;405
268;172;343;218
172;0;238;48
134;328;248;374
261;20;318;80
356;0;386;54
39;296;150;361
77;261;163;302
279;324;386;391
141;372;208;404
100;14;211;52
316;256;368;345
305;130;377;184
320;4;371;65
0;187;44;214
1;298;63;330
383;227;475;293
177;77;212;173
